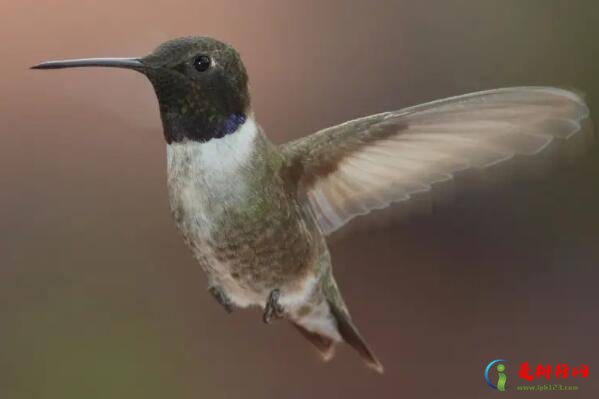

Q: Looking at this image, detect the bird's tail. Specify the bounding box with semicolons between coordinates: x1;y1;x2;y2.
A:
290;273;384;373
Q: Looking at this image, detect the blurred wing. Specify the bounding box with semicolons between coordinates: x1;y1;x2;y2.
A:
281;87;591;235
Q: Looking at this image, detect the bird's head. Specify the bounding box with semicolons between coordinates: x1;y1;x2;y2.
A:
32;36;251;143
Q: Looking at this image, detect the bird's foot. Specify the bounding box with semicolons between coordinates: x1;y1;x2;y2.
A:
208;286;233;314
263;289;285;324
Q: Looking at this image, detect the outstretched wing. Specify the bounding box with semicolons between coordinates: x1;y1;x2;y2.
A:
281;87;592;235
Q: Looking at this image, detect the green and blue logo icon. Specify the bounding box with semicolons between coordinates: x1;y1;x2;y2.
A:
485;359;508;391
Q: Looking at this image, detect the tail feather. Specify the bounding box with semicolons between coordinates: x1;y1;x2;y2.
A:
291;321;336;361
328;299;384;374
290;272;384;373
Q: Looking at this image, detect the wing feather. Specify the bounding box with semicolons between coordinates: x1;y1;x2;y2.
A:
282;87;591;235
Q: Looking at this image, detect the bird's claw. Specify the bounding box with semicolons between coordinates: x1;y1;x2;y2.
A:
263;289;285;324
208;286;233;314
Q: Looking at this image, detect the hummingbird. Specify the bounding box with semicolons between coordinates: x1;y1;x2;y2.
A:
32;36;591;373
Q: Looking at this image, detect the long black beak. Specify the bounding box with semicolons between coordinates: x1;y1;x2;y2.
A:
31;57;144;71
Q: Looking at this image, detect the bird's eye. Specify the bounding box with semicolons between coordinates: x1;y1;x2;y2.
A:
193;55;211;72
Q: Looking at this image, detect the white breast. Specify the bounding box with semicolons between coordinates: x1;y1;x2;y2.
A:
166;118;259;240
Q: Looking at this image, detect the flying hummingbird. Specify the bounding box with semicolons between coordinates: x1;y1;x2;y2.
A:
32;36;591;373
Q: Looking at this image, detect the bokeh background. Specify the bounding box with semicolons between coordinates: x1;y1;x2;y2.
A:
2;1;598;398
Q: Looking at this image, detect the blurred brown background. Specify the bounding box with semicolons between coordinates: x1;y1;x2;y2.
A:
1;1;598;398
